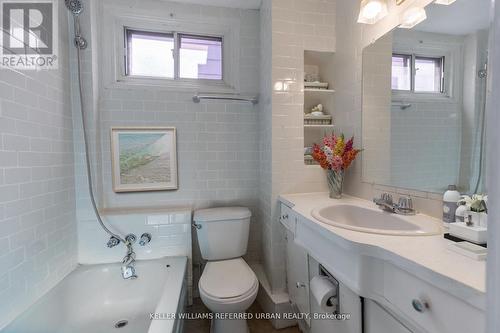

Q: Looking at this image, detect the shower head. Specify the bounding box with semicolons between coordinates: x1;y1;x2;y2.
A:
65;0;83;15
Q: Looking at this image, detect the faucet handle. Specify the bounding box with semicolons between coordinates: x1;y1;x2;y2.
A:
107;236;120;248
139;233;152;246
381;193;393;204
398;196;414;210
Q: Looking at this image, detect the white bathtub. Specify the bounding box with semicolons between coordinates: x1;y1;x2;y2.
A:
2;257;187;333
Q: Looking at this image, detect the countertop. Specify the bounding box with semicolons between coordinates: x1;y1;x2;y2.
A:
279;192;486;295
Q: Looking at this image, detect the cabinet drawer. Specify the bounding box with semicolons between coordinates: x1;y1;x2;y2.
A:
383;264;484;333
280;204;295;232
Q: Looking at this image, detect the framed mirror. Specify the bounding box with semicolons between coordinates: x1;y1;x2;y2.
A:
361;0;490;194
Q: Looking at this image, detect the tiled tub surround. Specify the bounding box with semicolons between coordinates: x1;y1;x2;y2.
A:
74;0;262;268
0;3;78;329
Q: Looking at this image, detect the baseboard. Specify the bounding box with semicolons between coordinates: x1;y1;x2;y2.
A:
250;263;297;330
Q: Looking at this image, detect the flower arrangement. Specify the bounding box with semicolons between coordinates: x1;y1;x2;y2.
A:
458;194;488;213
312;133;361;198
312;133;361;171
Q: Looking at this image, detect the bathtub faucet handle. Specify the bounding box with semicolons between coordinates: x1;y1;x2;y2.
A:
107;236;120;248
139;233;152;246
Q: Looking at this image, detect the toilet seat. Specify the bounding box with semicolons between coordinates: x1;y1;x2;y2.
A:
199;258;258;301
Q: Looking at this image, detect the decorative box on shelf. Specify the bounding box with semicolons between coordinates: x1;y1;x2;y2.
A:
304;114;332;125
304;155;318;165
304;81;329;90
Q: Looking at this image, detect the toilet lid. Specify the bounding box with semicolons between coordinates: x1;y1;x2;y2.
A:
199;258;258;299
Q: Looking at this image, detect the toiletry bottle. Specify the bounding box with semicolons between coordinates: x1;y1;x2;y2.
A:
443;185;461;223
455;203;469;223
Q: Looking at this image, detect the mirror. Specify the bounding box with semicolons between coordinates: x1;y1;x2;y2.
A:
362;0;490;194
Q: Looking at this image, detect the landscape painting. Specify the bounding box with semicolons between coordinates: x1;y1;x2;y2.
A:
111;127;178;192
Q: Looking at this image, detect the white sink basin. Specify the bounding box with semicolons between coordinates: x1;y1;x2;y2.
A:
311;203;441;236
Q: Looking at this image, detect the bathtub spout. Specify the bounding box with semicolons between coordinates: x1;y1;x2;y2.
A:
122;244;137;279
121;264;137;280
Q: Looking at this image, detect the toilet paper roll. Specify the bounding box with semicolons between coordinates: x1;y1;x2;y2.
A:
310;276;337;312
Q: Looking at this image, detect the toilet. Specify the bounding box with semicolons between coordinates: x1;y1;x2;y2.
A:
194;207;258;333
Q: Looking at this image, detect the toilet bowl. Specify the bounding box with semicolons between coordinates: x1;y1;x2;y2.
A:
194;207;258;333
199;258;258;333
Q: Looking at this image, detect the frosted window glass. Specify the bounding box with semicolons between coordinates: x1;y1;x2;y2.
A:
127;30;174;78
415;56;443;93
179;35;222;80
391;54;411;91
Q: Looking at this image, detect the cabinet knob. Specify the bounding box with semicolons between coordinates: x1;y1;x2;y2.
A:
296;282;306;288
412;298;429;313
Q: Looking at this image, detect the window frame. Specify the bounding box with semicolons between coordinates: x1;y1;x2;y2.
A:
102;11;240;93
391;52;445;94
124;28;224;82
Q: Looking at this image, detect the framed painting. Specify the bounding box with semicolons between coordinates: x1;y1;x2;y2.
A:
111;127;178;192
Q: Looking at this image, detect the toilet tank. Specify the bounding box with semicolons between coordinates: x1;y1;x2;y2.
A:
194;207;252;260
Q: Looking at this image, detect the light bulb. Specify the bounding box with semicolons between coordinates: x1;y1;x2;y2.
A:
399;7;427;29
434;0;457;5
357;0;388;24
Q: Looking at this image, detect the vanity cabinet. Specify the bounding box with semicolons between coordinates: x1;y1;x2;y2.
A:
286;229;310;319
365;300;411;333
281;204;311;326
383;264;485;333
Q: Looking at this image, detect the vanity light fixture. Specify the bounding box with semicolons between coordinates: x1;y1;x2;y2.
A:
357;0;388;24
434;0;457;4
399;7;427;29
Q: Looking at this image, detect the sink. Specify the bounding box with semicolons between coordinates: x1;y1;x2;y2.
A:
311;203;441;236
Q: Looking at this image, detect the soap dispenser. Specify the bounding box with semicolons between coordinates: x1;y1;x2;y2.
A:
443;185;460;223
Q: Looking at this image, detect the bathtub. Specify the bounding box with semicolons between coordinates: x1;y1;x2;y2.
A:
2;256;187;333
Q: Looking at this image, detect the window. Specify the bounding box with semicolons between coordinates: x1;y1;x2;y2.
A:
179;35;222;80
414;56;444;93
126;30;174;78
125;28;223;81
391;54;412;90
391;53;444;93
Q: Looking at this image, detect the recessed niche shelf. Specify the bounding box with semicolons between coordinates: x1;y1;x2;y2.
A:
304;124;335;129
304;89;335;93
304;50;335;165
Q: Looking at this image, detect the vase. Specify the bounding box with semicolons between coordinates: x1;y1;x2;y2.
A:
326;170;344;199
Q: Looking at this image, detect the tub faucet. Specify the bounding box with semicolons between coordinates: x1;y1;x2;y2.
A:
121;242;137;280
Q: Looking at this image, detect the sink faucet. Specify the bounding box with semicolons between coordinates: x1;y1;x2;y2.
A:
373;193;416;215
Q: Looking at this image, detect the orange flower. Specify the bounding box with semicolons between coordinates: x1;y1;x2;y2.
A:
343;149;360;169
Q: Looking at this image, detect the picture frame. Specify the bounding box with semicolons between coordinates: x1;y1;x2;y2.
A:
110;127;178;192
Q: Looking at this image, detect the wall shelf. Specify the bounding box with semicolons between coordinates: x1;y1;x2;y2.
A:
304;124;335;128
304;89;335;93
304;50;336;165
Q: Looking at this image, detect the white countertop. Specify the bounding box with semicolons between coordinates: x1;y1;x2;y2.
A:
279;192;486;294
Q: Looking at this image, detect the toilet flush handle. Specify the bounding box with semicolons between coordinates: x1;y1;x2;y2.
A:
192;222;202;230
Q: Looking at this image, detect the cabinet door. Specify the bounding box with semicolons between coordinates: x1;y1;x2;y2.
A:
365;300;412;333
286;229;310;318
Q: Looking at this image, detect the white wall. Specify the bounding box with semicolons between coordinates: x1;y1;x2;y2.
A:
72;0;262;295
0;5;78;329
259;0;336;293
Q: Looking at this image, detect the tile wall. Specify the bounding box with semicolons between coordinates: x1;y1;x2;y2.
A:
0;4;78;329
